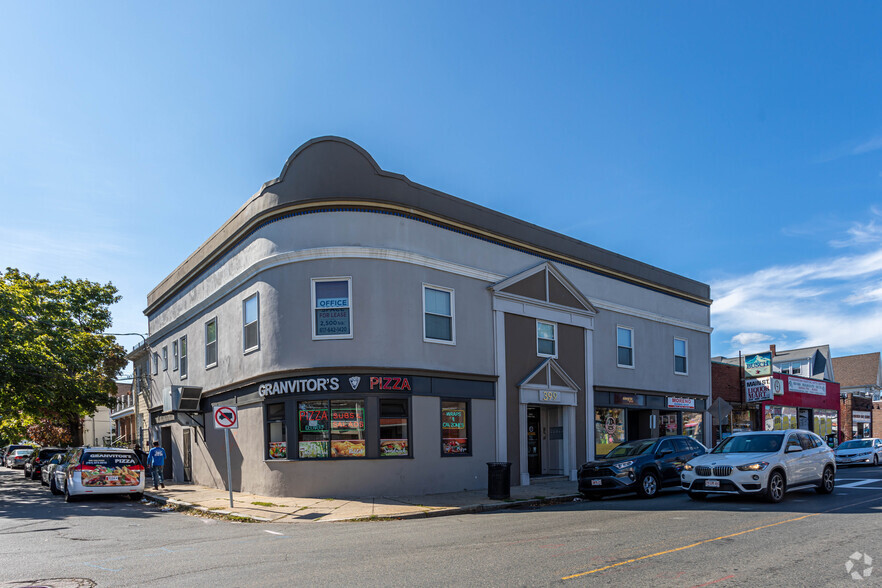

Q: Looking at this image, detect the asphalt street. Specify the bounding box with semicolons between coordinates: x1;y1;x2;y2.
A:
3;465;882;587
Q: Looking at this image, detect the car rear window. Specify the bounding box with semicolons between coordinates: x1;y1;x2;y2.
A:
81;452;140;467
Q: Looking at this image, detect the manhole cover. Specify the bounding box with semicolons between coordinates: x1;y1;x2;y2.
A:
1;579;97;588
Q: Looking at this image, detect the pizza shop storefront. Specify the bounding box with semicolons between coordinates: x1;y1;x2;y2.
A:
192;373;498;498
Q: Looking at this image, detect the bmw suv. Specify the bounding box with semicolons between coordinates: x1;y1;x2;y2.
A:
681;429;835;503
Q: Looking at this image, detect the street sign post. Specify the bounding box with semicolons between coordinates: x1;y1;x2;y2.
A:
213;406;239;508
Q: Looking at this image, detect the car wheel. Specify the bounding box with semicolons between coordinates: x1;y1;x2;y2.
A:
816;466;835;494
40;476;47;486
766;471;786;503
64;484;77;503
874;455;879;467
688;491;705;500
637;471;660;498
130;492;144;501
31;470;40;481
50;478;61;495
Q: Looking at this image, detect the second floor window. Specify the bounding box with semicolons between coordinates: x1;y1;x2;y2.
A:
313;278;352;339
152;353;159;375
674;338;688;374
537;321;557;357
205;318;217;368
162;346;168;371
180;336;188;379
173;340;179;371
243;294;259;352
424;285;454;343
617;326;634;367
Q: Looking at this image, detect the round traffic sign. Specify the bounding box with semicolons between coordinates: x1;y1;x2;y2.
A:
214;406;238;428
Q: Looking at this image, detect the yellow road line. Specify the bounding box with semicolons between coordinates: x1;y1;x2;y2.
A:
561;494;882;581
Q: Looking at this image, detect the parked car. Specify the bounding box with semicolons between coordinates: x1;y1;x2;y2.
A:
835;438;882;467
578;436;707;499
49;449;79;495
57;447;145;502
681;429;836;503
41;451;69;487
5;448;34;469
23;447;67;480
1;444;33;465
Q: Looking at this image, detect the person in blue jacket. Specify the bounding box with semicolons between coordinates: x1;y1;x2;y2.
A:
147;441;167;489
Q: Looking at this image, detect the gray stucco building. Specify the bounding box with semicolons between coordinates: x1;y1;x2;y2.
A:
134;136;712;497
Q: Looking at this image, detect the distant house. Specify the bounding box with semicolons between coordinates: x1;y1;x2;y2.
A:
109;382;136;446
832;352;882;400
832;353;881;440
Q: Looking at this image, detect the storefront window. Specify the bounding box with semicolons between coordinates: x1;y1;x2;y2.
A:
731;410;754;433
299;400;329;459
441;400;469;455
379;399;409;457
595;408;625;456
814;409;838;441
764;406;797;431
683;412;703;441
266;403;287;459
330;399;366;458
659;412;678;436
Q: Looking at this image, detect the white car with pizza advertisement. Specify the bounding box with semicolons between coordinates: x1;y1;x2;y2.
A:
681;430;835;503
59;447;145;502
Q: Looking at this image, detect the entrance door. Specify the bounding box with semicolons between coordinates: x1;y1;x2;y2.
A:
182;428;192;482
527;406;541;476
627;409;657;441
798;409;810;431
160;426;173;481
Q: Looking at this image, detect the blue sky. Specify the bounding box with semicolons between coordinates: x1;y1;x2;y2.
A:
2;3;882;363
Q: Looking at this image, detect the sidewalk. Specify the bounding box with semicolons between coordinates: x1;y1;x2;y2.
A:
143;476;581;523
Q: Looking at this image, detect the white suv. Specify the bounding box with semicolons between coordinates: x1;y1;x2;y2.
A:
681;429;835;503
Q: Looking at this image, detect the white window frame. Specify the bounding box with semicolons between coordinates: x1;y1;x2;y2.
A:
536;320;557;358
243;293;260;354
152;352;159;376
173;340;179;371
205;317;218;369
311;277;353;340
674;337;688;375
162;346;168;371
616;325;635;369
179;335;188;380
422;284;455;345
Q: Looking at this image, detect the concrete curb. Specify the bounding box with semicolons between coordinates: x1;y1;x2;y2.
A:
142;491;583;523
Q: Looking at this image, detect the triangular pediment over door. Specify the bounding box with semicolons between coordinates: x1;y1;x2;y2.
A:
492;261;597;314
518;357;581;406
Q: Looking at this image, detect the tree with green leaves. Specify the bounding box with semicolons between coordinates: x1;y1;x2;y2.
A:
0;268;127;443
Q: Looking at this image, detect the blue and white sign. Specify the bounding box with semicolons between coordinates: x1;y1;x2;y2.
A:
744;352;773;377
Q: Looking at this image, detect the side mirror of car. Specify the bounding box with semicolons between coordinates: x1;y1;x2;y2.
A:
657;448;673;457
786;445;802;453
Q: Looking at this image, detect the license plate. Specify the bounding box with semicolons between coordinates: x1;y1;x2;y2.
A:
591;479;602;486
106;476;119;482
705;480;720;488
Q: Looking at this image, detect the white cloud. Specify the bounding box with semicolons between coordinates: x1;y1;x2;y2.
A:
853;135;882;155
712;217;882;357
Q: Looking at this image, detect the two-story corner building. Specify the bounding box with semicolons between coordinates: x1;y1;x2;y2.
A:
136;136;713;498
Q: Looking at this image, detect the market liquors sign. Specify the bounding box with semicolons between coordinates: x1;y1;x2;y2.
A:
745;378;775;402
744;352;773;377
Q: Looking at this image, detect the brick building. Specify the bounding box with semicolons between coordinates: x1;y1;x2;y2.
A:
832;353;880;441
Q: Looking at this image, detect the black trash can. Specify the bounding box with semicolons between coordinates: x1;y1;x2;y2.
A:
487;462;512;500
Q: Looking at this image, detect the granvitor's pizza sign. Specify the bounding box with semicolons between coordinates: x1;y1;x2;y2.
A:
259;375;412;397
